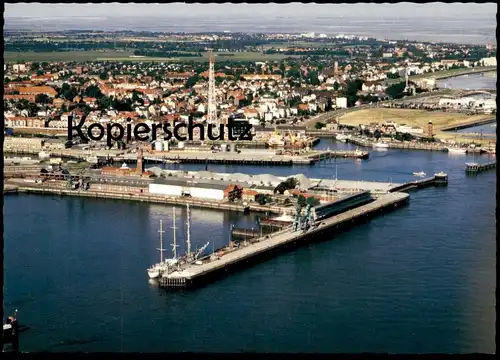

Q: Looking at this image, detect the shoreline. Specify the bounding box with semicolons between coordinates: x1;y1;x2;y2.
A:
440;117;496;132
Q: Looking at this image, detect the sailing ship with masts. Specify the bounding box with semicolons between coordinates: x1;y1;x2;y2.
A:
147;205;210;279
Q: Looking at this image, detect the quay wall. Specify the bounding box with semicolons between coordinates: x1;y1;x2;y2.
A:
11;186;280;213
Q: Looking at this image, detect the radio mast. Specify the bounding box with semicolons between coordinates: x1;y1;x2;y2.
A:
207;51;218;128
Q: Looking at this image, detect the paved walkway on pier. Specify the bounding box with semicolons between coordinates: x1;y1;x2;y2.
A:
164;192;409;281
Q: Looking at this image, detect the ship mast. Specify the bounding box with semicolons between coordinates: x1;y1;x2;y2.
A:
171;207;179;259
186;204;191;259
157;220;166;263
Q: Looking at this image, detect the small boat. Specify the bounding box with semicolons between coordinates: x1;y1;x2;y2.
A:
413;171;426;177
447;147;467;154
373;142;389;149
147;266;161;279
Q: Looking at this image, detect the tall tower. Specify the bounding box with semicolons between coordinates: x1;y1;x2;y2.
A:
334;61;338;75
136;147;144;175
207;52;218;127
405;67;409;89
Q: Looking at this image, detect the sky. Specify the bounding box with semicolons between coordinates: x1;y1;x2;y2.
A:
5;2;497;19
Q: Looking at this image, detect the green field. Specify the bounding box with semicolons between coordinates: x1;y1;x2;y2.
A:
4;50;301;63
4;50;138;62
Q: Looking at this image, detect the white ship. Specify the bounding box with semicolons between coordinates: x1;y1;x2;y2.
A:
413;171;426;177
447;147;467;154
373;142;389;149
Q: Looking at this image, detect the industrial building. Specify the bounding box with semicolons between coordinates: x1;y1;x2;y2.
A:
3;137;45;151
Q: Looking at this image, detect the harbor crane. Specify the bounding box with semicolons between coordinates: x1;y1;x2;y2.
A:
292;202;315;232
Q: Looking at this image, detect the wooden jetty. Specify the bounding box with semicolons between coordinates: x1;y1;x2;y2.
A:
158;192;409;289
465;161;496;173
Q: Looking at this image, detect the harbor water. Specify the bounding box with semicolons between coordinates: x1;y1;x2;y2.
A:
4;140;496;353
437;72;497;90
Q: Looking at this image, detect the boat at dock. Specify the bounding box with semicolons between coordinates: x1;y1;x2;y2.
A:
147;214;180;279
148;205;210;280
446;147;467;154
147;219;168;279
413;171;426;177
373;142;389;149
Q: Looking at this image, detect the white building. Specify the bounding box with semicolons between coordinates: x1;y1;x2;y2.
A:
13;64;27;73
336;97;347;109
148;178;228;201
396;125;424;135
480;57;497;66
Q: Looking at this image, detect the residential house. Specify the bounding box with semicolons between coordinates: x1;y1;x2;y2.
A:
361;81;384;93
18;86;57;97
4;116;45;128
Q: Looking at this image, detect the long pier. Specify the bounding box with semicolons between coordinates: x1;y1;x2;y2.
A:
6;148;369;166
347;136;448;152
158;192;409;289
389;173;448;192
465;161;496;173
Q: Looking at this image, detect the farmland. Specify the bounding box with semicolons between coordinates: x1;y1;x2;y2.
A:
4;50;300;63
